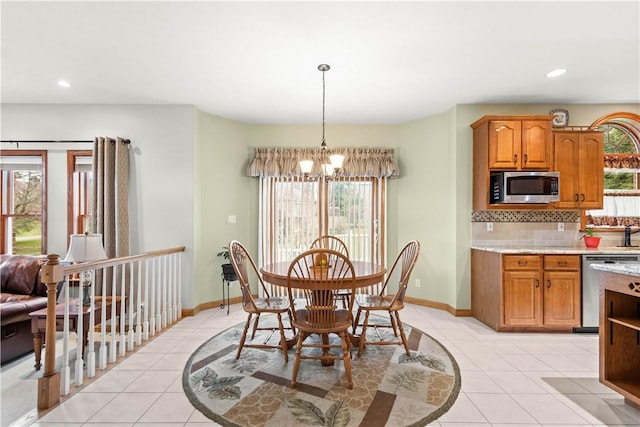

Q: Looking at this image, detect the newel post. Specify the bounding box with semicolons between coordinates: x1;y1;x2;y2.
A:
37;254;63;409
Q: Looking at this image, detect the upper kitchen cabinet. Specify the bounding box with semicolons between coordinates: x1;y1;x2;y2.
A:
472;115;553;171
471;115;554;210
553;130;604;209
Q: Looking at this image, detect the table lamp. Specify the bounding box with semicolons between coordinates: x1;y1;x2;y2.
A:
64;233;108;305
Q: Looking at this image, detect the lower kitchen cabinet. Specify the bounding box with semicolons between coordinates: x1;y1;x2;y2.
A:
503;255;542;327
543;270;581;326
472;250;580;331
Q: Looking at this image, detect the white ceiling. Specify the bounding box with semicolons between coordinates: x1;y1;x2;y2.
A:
2;1;639;125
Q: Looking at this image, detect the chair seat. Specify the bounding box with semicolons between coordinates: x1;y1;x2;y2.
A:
293;308;352;333
245;296;290;312
355;294;403;311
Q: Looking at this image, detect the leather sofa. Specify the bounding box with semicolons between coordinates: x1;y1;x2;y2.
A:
0;254;52;364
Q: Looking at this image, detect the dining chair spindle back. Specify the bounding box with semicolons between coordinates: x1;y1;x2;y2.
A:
286;248;356;389
309;235;351;308
228;240;295;362
353;240;420;357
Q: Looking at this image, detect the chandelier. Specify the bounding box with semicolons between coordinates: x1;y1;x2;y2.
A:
299;64;344;178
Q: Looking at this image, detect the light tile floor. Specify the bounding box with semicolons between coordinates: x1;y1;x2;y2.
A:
14;302;640;426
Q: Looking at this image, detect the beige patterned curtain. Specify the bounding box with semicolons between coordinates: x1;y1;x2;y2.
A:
247;147;400;178
603;154;640;169
91;137;130;258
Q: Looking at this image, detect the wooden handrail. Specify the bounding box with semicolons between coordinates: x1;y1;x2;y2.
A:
62;246;186;275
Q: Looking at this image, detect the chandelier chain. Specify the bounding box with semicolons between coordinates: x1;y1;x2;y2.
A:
321;65;327;148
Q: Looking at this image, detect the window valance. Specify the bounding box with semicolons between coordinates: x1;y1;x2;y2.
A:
604;154;640;169
247;147;400;178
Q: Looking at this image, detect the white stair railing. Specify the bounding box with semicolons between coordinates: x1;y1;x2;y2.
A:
37;246;185;410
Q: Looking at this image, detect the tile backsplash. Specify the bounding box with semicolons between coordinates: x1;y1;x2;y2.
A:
471;210;626;247
471;210;580;223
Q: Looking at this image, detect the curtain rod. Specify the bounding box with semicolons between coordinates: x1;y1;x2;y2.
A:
2;140;93;143
1;139;131;148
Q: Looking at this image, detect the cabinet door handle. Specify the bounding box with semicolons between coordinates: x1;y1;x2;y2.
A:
513;154;517;164
547;280;551;288
518;260;528;266
535;279;540;288
558;261;568;266
574;194;579;202
581;193;585;202
524;154;528;163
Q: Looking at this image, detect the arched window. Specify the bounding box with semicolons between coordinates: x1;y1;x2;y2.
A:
585;112;640;229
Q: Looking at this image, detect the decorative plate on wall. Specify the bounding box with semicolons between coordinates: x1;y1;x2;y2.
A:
550;109;569;127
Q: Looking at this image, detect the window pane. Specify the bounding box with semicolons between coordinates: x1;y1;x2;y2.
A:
10;170;43;214
273;179;319;261
328;180;373;261
9;217;42;255
1;152;45;254
68;151;93;238
604;171;635;190
603;125;637;154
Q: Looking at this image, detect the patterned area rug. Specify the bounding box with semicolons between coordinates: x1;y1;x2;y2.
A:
183;314;461;427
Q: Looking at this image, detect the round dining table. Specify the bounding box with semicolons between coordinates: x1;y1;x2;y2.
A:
260;260;386;290
260;260;386;365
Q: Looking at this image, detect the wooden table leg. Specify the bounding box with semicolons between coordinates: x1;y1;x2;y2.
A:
32;331;43;371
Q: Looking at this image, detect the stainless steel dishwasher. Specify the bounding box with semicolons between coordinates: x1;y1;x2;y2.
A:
576;254;640;333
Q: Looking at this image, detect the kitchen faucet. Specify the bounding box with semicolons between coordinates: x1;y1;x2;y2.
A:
623;226;640;247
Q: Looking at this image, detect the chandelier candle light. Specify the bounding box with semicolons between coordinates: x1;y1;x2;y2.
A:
299;64;345;178
64;233;108;305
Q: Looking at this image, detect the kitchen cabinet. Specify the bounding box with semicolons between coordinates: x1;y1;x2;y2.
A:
471;250;580;331
472;115;553;171
503;255;542;327
487;119;552;170
471;115;554;210
542;255;581;327
553;130;604;209
599;270;640;409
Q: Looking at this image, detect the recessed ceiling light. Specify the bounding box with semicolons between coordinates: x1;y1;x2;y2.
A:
57;80;71;88
546;68;567;78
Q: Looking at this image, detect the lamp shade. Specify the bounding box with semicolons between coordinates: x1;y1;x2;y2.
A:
64;234;108;262
329;154;344;169
299;160;314;174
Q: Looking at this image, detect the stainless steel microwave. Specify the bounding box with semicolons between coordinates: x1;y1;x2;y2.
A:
490;171;560;204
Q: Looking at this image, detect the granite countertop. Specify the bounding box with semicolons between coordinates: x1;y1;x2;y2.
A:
590;263;640;278
471;246;640;255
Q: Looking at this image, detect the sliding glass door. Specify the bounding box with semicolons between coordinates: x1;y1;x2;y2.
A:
260;176;385;266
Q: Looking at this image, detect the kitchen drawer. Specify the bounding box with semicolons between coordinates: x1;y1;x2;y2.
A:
544;255;580;270
503;255;542;270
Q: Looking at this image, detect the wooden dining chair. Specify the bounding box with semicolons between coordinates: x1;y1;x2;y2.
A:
353;240;420;357
286;248;356;389
309;235;349;257
228;240;295;362
309;235;351;308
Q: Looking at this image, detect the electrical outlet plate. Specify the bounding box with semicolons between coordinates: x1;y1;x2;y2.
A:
558;222;564;231
415;279;421;288
487;222;494;232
